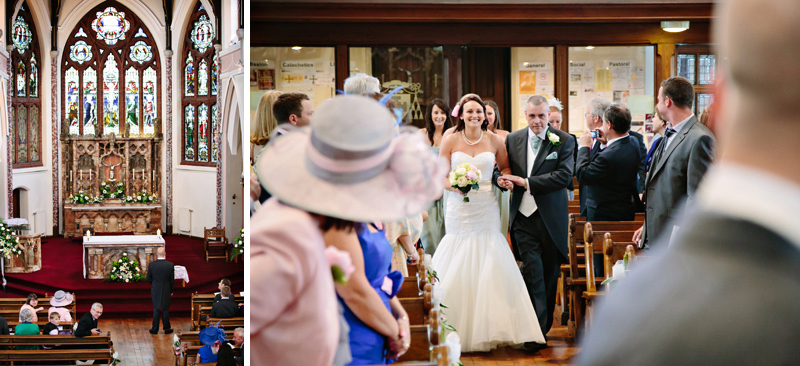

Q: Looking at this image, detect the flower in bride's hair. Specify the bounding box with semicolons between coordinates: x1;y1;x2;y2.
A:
450;104;461;117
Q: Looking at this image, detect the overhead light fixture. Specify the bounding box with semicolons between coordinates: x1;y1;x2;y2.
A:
291;46;302;50
661;21;690;33
585;46;595;50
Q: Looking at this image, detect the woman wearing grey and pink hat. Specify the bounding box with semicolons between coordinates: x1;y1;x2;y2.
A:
251;95;446;366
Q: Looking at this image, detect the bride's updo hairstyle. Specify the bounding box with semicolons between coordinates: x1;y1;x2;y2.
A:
453;93;489;132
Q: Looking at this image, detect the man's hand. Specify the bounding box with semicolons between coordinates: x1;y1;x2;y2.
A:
579;131;593;148
91;328;101;335
504;175;528;188
498;175;516;190
595;128;608;145
632;226;643;245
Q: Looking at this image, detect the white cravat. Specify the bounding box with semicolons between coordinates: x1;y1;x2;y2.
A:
519;129;542;217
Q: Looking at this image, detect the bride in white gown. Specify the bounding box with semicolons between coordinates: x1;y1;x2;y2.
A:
433;94;545;352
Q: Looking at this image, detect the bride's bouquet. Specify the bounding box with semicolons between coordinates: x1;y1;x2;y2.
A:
448;163;481;203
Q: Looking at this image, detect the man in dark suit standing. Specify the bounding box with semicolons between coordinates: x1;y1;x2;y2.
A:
632;76;715;247
147;247;174;334
576;104;641;221
75;302;103;337
627;130;647;195
579;98;610;218
579;1;800;364
494;95;574;346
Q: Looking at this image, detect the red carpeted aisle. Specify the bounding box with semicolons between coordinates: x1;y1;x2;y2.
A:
3;235;243;318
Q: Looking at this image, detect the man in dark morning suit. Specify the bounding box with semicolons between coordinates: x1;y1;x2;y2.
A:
74;302;103;337
147;247;175;334
578;1;800;364
494;95;574;347
576;103;641;221
209;286;240;318
579;98;610;218
631;76;715;248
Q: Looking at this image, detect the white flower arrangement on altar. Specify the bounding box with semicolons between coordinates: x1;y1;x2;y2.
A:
100;180;125;199
123;190;158;204
69;190;104;204
230;228;244;261
0;221;23;259
108;252;143;283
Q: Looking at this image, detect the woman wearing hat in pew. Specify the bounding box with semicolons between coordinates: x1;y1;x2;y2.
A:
196;323;226;364
252;95;447;366
48;290;74;322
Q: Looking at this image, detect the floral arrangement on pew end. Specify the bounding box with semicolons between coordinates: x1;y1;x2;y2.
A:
172;333;182;357
230;228;244;261
123;190;158;203
106;252;143;283
100;180;125;199
448;163;481;203
110;349;121;365
69;190;104;204
0;221;23;259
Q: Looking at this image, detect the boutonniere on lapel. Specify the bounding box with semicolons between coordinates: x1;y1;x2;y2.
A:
547;131;561;146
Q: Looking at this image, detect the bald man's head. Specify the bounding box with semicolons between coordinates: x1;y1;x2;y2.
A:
716;0;800;121
157;247;165;258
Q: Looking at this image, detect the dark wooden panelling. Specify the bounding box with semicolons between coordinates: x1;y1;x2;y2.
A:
335;45;349;91
253;22;711;47
555;45;570;132
253;3;713;23
466;47;509;130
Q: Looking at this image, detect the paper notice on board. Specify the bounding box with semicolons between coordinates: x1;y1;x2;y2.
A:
595;69;612;92
631;67;645;89
520;71;538;94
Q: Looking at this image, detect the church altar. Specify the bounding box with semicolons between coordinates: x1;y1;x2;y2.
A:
61;133;162;237
82;235;165;279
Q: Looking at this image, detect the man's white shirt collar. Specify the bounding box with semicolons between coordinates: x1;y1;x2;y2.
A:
669;114;695;133
605;134;629;149
528;126;549;142
698;163;800;252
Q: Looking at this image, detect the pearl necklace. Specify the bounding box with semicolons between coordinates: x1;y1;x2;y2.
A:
462;130;483;146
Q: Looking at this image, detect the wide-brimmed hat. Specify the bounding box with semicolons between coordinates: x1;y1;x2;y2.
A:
199;323;227;346
50;290;74;307
256;95;447;222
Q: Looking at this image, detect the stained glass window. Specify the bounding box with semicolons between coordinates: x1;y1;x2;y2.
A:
63;2;159;137
92;7;131;46
182;2;218;166
10;2;42;168
143;67;157;135
198;59;209;96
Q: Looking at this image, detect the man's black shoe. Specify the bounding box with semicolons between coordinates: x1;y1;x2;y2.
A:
523;341;548;353
164;329;174;334
148;329;158;335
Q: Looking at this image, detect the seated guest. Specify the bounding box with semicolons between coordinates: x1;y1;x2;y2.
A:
576;103;642;221
232;327;244;366
48;290;74;322
75;302;103;337
197;324;227;364
19;293;44;323
214;279;236;303
209;286;239;318
15;309;40;350
42;312;62;350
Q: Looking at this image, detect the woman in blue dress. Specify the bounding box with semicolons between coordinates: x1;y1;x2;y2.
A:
328;222;409;365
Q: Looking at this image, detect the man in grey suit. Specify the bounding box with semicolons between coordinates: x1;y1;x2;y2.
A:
494;95;574;346
578;0;800;364
631;76;715;247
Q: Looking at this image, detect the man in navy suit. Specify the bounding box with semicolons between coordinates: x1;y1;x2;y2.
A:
494;95;574;346
576;103;642;221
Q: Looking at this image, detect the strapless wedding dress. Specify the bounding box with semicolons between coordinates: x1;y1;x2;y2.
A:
432;151;545;352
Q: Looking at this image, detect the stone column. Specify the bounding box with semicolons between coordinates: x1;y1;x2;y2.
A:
165;50;173;234
51;50;60;235
214;44;223;227
6;45;14;218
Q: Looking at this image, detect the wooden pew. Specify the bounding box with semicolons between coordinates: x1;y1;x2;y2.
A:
583;236;642;330
0;333;112;363
181;345;241;366
7;320;75;334
203;317;244;331
0;295;78;321
177;329;240;366
190;293;245;330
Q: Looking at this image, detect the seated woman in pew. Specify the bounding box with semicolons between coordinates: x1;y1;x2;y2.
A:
48;290;74;322
15;309;40;350
19;293;44;323
197;324;226;364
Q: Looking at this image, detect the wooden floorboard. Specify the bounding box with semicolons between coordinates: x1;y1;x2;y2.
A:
102;317;192;366
460;324;579;366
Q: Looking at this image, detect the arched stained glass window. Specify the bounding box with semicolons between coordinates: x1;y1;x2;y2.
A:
10;2;42;168
182;2;219;166
63;1;160;137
